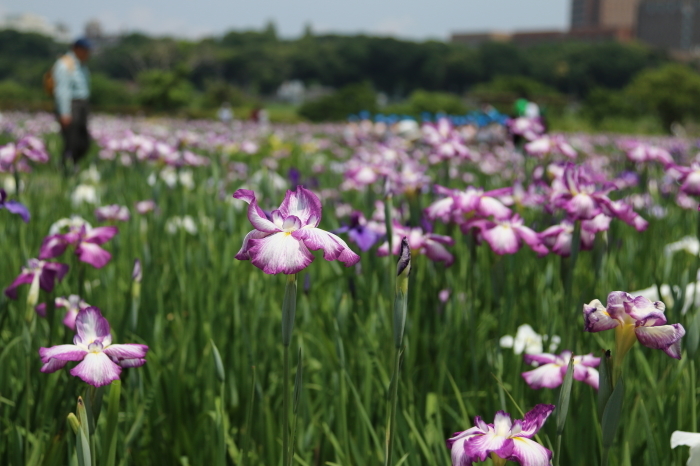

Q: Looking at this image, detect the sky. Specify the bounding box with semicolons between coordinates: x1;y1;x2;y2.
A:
1;0;570;41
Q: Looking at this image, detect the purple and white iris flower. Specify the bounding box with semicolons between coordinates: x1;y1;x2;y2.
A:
4;259;69;304
525;135;577;159
39;217;118;269
233;186;360;274
95;204;130;222
464;215;548;256
522;350;600;390
425;185;512;224
584;291;685;360
36;295;90;330
378;221;455;266
0;136;50;172
670;163;700;197
38;307;148;387
0;188;30;222
447;404;555;466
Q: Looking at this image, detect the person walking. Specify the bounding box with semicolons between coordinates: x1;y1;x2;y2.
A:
53;38;92;172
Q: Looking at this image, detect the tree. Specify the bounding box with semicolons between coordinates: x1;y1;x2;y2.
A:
137;68;193;111
626;64;700;130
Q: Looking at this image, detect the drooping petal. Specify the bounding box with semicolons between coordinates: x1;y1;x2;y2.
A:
83;226;118;244
508;437;553;466
515;225;549;256
294;227;361;266
4;200;30;222
103;343;149;360
248;232;314;274
420;238;453;266
39;234;69;259
448;428;484;466
483;224;520;255
573;365;600;390
63;309;79;330
635;324;685;359
76;242;112;268
70;352;122;387
277;186;322;226
235;230;272;260
116;357;147;368
4;271;34;299
40;262;69;292
38;344;87;363
516;404;555;439
464;432;514;462
522;364;564;389
478;196;511;219
583;299;620;332
41;358;70;373
74;307;111;346
625;296;667;326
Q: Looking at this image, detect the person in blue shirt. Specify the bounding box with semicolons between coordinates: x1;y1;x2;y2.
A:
53;38;91;171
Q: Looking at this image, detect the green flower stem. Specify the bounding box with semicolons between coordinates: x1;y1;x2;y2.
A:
281;273;297;466
385;238;410;466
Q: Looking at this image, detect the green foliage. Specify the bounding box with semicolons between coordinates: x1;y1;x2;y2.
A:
384;90;468;116
471;75;560;99
298;82;377;121
90;74;137;109
137;68;193;111
626;64;700;130
201;80;248;108
0;80;45;107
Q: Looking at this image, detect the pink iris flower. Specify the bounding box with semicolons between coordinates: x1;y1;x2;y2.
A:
233;186;360;275
464;214;548;256
0;136;50;172
425;185;512;224
36;295;90;330
669;163;700;197
95;204;130;222
4;258;69;300
447;404;555;466
39;307;148;387
525;135;577;159
584;291;685;360
377;220;455;266
39;221;118;269
522;350;600;390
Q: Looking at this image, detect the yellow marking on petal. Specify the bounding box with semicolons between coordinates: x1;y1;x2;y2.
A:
284;232;292;236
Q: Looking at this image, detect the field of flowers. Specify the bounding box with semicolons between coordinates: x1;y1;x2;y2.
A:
1;111;700;466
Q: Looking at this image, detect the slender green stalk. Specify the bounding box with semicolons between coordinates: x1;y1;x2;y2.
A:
385;238;411;466
692;361;698;433
240;365;256;466
281;274;297;466
386;348;401;466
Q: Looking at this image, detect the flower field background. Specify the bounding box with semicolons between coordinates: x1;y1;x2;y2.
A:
1;112;700;465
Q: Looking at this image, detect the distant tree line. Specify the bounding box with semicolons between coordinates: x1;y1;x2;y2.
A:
3;26;700;131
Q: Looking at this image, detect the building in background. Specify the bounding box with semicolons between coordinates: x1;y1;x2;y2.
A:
0;13;70;42
571;0;602;29
638;0;700;51
452;0;699;51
